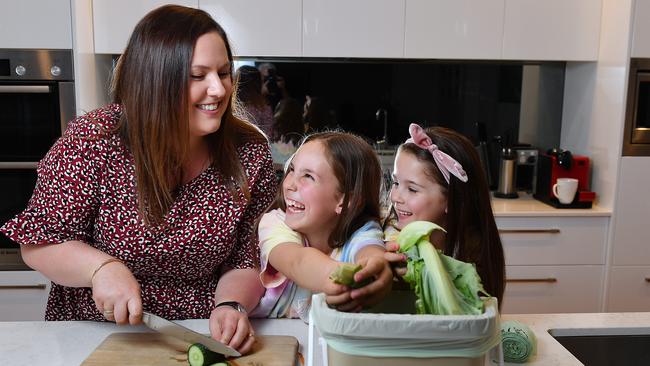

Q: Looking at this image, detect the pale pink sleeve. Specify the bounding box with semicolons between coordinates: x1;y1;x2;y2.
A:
258;209;303;288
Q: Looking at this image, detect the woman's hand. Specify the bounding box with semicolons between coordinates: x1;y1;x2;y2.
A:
209;306;256;355
91;260;143;325
384;241;408;277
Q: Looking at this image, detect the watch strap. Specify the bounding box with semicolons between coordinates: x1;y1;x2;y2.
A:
215;301;247;314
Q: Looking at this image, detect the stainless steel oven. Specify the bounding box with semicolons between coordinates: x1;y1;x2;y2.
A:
624;58;650;156
0;49;75;270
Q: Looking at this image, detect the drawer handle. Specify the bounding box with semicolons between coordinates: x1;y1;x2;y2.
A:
645;277;650;283
0;284;47;290
506;278;558;283
499;229;561;234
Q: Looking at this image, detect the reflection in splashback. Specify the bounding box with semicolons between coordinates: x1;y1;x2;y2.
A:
235;59;564;151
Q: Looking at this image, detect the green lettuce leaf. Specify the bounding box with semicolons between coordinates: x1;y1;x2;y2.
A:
396;221;488;315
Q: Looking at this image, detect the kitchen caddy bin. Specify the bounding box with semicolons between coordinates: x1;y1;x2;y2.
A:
309;292;502;366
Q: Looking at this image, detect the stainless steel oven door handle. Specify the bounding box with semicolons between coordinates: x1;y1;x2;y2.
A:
0;85;51;93
0;162;38;169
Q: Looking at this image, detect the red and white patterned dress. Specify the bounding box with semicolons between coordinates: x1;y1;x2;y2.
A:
0;104;277;321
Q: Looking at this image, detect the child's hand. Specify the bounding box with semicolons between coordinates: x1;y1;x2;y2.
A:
383;241;408;277
349;256;393;307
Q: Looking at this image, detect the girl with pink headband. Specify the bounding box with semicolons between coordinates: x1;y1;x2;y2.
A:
384;124;506;306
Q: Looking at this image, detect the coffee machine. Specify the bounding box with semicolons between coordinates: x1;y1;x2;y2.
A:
534;150;595;208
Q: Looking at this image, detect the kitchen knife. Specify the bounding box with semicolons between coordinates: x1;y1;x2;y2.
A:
142;311;241;357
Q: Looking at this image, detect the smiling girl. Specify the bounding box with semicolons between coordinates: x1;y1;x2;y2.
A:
251;132;393;320
384;124;506;306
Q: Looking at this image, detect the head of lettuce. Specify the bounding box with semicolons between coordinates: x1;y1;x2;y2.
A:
397;221;490;315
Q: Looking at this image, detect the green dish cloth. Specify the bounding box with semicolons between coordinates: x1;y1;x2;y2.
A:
501;320;537;363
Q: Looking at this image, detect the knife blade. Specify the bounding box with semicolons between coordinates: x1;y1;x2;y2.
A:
141;311;241;357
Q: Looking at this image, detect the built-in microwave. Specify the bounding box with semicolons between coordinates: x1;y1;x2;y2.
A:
623;58;650;156
0;49;75;270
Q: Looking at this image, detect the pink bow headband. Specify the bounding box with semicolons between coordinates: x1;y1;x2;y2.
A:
405;123;468;184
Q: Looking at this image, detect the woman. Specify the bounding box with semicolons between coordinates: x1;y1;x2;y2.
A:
0;5;275;354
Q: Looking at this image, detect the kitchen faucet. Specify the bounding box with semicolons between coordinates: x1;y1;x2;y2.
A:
375;108;388;149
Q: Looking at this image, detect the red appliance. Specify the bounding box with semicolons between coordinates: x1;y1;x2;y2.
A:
534;153;593;208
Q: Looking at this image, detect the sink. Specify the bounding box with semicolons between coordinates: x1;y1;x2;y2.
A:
549;327;650;366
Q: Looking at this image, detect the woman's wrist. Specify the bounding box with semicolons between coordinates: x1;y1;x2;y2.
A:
214;301;247;314
90;257;123;285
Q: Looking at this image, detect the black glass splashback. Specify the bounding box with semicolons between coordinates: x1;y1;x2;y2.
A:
249;60;525;146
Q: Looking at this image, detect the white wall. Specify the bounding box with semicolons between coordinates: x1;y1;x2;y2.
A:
560;0;634;210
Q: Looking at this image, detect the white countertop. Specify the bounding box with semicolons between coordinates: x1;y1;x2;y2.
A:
500;312;650;365
3;311;650;366
0;318;318;366
492;192;611;217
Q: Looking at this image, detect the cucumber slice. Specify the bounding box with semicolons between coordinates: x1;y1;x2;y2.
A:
187;343;226;366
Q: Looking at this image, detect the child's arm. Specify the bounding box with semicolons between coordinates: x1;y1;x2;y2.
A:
268;243;347;295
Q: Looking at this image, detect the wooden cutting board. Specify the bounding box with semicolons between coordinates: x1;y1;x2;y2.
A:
82;332;298;366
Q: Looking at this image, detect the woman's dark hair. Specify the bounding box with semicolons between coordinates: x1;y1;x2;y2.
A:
271;98;304;144
234;65;266;108
111;5;264;224
391;127;505;306
278;131;382;248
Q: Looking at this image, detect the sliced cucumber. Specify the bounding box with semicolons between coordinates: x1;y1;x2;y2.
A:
187;343;226;366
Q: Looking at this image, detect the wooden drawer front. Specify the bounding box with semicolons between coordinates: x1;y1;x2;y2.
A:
606;266;650;312
496;217;608;265
501;265;604;314
0;271;50;321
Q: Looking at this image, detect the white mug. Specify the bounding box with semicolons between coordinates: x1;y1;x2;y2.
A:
553;178;579;204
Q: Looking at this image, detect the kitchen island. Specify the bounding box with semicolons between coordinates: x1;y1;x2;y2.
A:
2;311;650;366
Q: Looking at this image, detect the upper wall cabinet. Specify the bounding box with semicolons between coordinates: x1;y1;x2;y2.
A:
302;0;405;58
93;0;198;54
404;0;504;59
0;0;72;49
502;0;602;61
201;0;302;57
631;0;650;57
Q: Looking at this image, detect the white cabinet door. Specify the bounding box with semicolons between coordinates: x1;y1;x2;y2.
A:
93;1;198;54
0;271;50;321
404;0;504;59
0;0;72;49
611;157;650;265
606;266;650;312
631;0;650;57
502;265;604;314
496;216;608;266
303;0;405;58
201;0;302;57
502;0;602;61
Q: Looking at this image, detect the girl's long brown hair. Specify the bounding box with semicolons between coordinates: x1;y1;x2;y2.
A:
390;127;506;306
278;132;383;248
112;5;264;225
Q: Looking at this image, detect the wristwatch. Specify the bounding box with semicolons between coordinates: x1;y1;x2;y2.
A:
215;301;247;314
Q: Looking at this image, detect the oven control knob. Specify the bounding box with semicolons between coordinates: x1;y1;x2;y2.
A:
15;65;26;76
50;66;61;77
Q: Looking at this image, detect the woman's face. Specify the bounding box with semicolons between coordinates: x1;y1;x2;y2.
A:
390;150;447;230
188;31;233;139
282;140;344;243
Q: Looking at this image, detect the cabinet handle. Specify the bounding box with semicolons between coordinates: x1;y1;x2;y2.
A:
645;277;650;283
0;284;47;290
499;229;561;234
506;278;558;283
